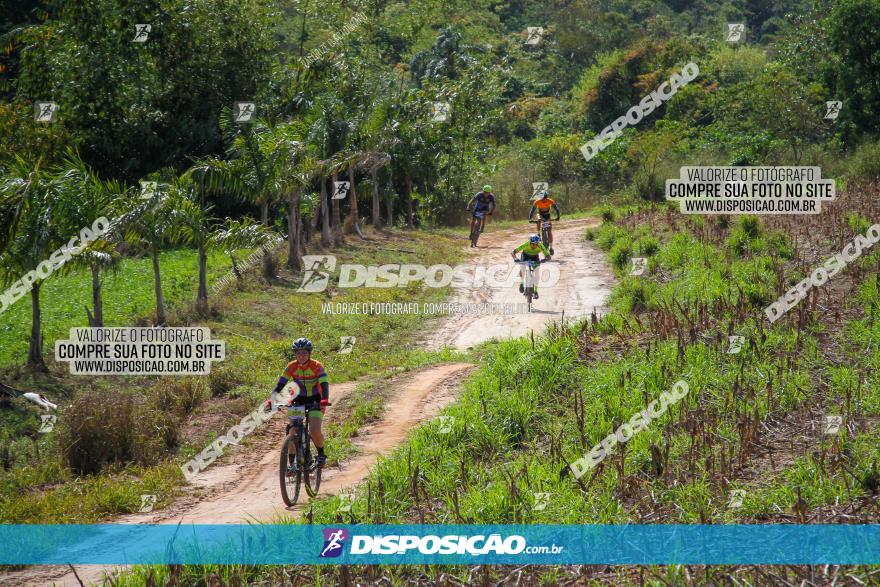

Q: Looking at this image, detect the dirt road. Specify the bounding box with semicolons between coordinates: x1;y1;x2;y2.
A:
7;218;613;586
424;218;614;349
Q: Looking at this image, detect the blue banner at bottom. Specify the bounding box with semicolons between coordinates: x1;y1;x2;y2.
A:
2;524;880;565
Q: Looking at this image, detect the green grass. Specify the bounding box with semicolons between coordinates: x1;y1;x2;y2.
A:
0;247;248;368
0;229;469;523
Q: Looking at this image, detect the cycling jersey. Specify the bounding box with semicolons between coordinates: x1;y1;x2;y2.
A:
514;241;551;259
473;191;496;211
282;358;329;400
534;197;555;213
529;198;560;220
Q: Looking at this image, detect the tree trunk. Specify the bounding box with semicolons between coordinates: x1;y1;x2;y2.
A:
260;200;277;278
196;241;208;315
371;167;381;228
27;284;45;369
331;172;344;246
320;176;331;247
151;246;166;325
348;166;365;239
405;175;414;229
308;193;319;246
287;190;303;270
90;264;104;327
386;195;394;227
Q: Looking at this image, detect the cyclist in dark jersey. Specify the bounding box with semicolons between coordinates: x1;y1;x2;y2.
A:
465;185;496;239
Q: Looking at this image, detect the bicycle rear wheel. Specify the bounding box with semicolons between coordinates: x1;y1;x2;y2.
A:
279;432;301;506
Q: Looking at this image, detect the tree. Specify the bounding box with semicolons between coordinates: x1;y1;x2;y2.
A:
208;217;281;282
53;152;126;327
168;173;216;315
0;157;69;368
828;0;880;137
204;114;306;277
122;185;175;325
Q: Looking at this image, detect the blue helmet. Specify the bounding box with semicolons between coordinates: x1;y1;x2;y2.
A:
292;337;313;351
529;234;541;244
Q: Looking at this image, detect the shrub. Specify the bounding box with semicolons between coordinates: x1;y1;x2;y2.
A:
207;365;248;397
57;391;137;475
599;207;616;222
152;378;206;417
609;236;634;270
848;139;880;180
637;236;660;256
57;389;183;475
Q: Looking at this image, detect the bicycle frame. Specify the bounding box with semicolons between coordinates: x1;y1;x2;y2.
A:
515;259;540;290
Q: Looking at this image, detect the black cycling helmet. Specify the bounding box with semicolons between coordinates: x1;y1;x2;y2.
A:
292;337;313;352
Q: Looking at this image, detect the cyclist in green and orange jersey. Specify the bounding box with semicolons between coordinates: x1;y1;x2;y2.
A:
266;337;329;466
511;234;551;298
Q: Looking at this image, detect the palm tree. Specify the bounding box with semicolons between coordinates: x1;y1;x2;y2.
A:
308;97;352;246
167;173;216;315
209;113;308;277
121;185;175;325
0;157;69;368
209;217;281;282
53;152;126;327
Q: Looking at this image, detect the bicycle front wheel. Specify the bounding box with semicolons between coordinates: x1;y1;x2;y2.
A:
304;444;322;497
279;432;301;506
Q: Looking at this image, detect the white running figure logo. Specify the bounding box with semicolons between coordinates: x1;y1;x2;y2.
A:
321;529;346;557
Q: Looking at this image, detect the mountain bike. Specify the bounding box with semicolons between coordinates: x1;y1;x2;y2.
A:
539;219;553;250
515;258;545;312
279;400;331;506
467;209;486;248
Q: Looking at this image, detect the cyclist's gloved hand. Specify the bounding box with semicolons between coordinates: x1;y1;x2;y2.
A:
266;392;280;411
